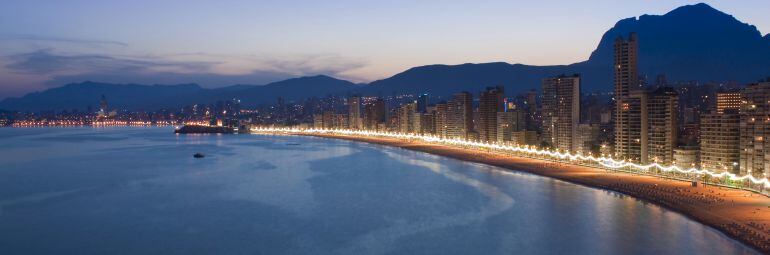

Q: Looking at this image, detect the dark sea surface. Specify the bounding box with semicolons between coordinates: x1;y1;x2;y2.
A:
0;127;758;254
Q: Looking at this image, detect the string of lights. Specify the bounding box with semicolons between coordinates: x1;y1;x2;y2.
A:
251;127;770;188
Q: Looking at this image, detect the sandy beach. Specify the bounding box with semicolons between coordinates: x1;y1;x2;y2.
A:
300;133;770;253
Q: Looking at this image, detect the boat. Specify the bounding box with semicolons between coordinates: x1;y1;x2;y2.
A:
193;153;205;158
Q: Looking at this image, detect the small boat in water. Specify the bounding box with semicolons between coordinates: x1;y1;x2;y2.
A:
193;153;205;158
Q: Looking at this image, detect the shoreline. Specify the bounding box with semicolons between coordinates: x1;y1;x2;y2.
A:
298;133;770;253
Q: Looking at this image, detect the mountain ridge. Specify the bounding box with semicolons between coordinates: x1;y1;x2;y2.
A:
0;75;357;111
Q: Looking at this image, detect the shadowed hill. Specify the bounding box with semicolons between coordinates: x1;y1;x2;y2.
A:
0;75;357;111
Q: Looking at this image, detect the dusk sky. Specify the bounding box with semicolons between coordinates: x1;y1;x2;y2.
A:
1;0;768;99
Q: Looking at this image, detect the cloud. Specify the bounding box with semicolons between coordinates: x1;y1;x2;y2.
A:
0;34;128;48
260;54;368;77
5;49;217;75
0;49;369;98
46;70;296;88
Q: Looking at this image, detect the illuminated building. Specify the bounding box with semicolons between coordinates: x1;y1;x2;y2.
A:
615;33;641;162
313;114;324;129
434;103;448;138
716;91;741;114
478;86;505;142
496;109;526;144
398;102;417;133
739;82;770;177
322;111;335;129
647;87;678;164
363;99;386;130
700;110;740;173
673;146;700;169
446;92;473;139
575;123;600;156
417;93;429;113
348;96;362;129
333;114;348;129
617;90;647;163
542;75;580;152
412;112;435;135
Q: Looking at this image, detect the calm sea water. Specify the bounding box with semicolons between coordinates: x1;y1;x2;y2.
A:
0;127;758;254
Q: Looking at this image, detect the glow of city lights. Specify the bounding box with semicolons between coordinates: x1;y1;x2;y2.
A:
251;127;770;188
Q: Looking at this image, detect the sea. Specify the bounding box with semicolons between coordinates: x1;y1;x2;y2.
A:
0;127;758;254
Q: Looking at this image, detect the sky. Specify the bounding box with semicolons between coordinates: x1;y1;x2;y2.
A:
0;0;768;99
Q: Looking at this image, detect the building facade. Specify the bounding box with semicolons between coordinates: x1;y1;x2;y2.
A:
496;109;526;144
614;33;641;162
363;99;387;130
542;75;580;152
646;87;678;164
575;123;600;156
434;103;448;138
447;92;473;139
478;87;505;142
673;146;700;170
348;96;362;129
739;82;770;177
700;110;740;173
716;91;741;114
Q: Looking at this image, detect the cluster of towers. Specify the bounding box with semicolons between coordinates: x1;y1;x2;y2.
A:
311;32;770;179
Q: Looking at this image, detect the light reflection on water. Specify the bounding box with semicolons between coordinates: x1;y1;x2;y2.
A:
0;127;759;255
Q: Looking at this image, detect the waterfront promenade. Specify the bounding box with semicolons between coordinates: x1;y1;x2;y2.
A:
269;131;770;253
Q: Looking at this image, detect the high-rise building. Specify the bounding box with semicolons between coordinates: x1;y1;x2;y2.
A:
417;93;429;113
614;33;639;100
542;75;580;152
647;87;678;164
348;96;362;129
617;90;648;162
575;123;600;156
700;110;740;173
478;87;505;142
447;92;473;139
615;33;641;161
716;91;741;114
313;114;324;129
434;103;449;138
739;82;770;177
524;89;540;132
363;99;387;130
496;109;526;144
414;112;435;135
322;111;335;129
398;102;417;133
332;113;348;129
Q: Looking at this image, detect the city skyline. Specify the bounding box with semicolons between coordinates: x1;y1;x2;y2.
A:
1;1;769;99
5;2;770;254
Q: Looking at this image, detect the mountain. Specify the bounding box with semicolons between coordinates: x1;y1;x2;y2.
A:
0;82;208;112
363;3;770;96
362;63;567;99
220;75;358;105
0;75;357;111
3;3;769;111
